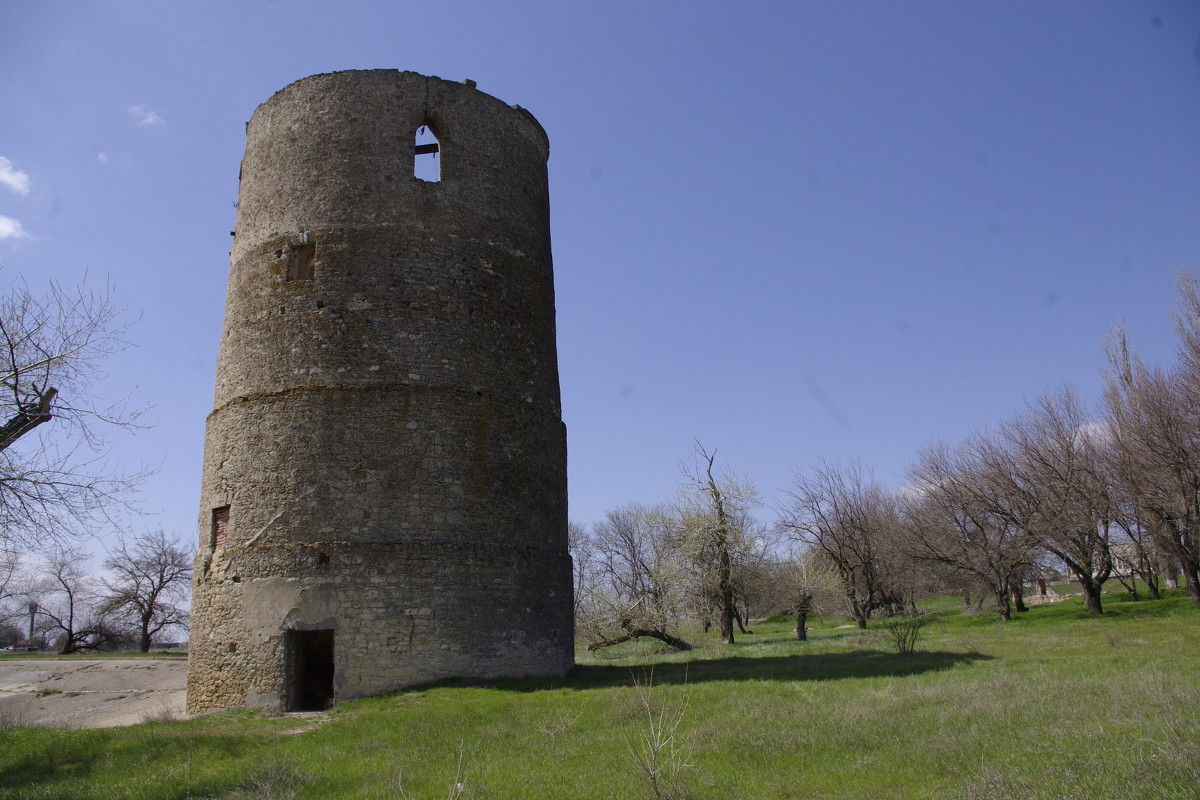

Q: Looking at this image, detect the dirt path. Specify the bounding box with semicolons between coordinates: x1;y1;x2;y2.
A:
0;657;187;728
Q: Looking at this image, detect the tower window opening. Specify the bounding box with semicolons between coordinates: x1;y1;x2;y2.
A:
414;125;440;182
288;242;316;281
211;505;231;550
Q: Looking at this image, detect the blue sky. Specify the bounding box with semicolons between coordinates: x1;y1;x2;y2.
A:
2;1;1198;553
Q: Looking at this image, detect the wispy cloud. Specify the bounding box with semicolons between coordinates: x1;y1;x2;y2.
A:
0;157;31;196
130;105;164;127
0;216;30;241
96;152;109;164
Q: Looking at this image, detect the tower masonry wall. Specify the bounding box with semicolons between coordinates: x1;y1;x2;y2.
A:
187;70;572;714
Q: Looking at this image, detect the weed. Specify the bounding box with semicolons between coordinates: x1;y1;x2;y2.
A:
877;612;931;655
396;709;470;800
955;633;986;656
534;708;579;748
0;704;28;729
140;700;183;724
627;668;692;800
224;759;311;800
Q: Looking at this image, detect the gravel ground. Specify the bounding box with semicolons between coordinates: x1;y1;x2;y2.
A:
0;657;188;728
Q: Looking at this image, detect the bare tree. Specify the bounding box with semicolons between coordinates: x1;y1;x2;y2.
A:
0;548;22;635
1107;500;1163;601
1108;531;1160;600
0;275;147;549
675;444;762;644
580;503;693;651
996;388;1114;614
100;530;191;652
568;520;596;628
774;548;841;641
28;547;119;653
902;438;1039;622
0;548;18;605
1103;319;1200;604
778;460;894;628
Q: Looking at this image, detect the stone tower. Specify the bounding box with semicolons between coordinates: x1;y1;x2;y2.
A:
187;70;572;714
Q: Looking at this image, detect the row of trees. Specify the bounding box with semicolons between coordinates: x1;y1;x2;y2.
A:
574;271;1200;646
0;530;191;653
778;272;1200;623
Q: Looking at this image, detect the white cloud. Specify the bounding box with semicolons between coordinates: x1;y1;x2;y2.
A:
0;216;30;241
96;152;109;164
0;156;31;196
130;105;164;127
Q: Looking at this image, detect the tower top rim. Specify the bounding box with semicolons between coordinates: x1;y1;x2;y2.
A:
249;69;550;158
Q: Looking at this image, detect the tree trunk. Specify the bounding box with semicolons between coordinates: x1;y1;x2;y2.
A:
1184;568;1200;605
733;607;752;635
586;628;693;651
996;585;1012;622
1125;580;1140;601
795;611;808;641
0;388;57;453
1081;579;1105;614
715;522;736;644
848;594;868;629
1011;584;1028;613
718;598;735;643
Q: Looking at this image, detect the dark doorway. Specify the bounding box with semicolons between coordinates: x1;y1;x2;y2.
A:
286;629;335;711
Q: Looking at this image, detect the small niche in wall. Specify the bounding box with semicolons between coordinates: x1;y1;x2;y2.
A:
414;124;440;182
288;242;316;281
211;505;230;550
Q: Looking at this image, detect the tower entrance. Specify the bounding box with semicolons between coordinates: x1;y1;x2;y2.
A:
286;629;335;711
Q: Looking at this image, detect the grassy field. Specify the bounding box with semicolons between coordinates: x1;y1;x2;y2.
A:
1;590;1196;800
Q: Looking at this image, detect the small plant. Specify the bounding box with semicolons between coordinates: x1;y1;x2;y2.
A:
140;700;183;724
225;759;310;800
627;668;692;800
534;708;579;748
397;710;470;800
396;756;465;800
35;688;62;697
878;612;931;655
0;705;28;729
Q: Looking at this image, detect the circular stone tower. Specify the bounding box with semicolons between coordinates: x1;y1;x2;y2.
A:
187;71;572;714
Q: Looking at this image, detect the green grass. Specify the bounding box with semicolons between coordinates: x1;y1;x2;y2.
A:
1;591;1196;799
